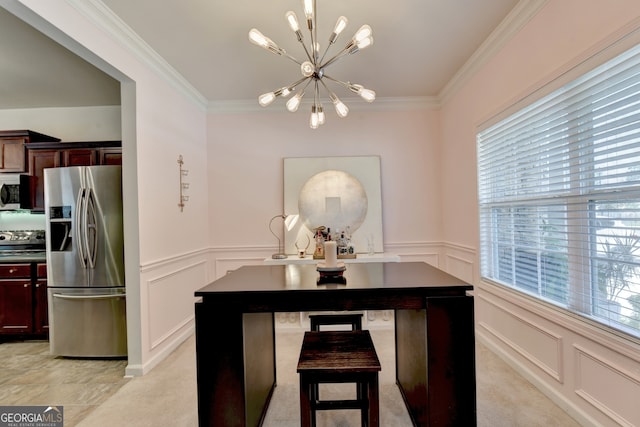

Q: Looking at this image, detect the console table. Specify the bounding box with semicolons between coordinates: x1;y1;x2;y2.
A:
262;252;400;265
194;262;476;426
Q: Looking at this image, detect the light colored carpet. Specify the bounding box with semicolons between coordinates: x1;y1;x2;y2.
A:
76;326;581;427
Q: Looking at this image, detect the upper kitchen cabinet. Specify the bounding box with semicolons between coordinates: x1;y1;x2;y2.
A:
0;130;60;172
26;141;122;211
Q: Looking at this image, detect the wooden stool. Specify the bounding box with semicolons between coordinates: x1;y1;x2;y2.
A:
297;330;381;427
309;313;363;331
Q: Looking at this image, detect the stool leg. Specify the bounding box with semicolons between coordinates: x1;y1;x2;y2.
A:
300;375;312;427
368;374;379;427
360;381;368;427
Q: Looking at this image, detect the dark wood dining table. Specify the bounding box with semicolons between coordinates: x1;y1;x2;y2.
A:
194;261;476;426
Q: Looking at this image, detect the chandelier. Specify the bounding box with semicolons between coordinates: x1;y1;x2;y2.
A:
248;0;375;129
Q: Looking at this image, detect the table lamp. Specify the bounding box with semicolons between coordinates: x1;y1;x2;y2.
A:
269;213;299;259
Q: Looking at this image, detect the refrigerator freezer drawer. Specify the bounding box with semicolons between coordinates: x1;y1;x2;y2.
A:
49;289;127;357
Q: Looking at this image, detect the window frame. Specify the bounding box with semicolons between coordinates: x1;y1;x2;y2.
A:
477;33;640;342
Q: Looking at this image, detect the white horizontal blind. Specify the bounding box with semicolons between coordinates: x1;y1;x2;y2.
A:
477;43;640;339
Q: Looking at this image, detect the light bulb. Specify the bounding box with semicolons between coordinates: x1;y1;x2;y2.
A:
334;16;348;36
248;28;269;48
249;28;284;55
359;88;376;102
287;92;304;112
331;96;349;118
285;11;300;32
303;0;314;21
301;61;315;77
303;0;314;30
349;84;376;102
258;92;276;107
310;105;319;129
329;16;348;45
356;36;373;50
318;105;326;125
354;25;372;42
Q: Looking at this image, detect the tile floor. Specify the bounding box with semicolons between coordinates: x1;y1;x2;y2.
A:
0;325;583;427
0;339;128;426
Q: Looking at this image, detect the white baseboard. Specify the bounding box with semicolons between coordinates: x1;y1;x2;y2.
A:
476;329;600;427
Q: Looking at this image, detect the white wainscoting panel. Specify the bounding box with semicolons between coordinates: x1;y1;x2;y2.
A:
383;241;441;266
445;254;474;284
208;246;272;280
442;242;477;283
147;259;207;349
574;345;640;427
478;292;564;382
134;249;210;375
477;280;640;426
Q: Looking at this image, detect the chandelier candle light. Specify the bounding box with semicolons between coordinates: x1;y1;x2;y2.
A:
248;0;375;129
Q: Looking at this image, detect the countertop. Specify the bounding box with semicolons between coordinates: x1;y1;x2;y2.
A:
0;253;46;263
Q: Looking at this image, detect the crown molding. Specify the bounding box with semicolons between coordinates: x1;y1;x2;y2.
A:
437;0;549;105
66;0;209;111
64;0;546;115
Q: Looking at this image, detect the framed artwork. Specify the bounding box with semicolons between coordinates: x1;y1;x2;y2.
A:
283;156;383;255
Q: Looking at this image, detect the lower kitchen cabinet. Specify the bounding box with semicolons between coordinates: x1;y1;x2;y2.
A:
35;264;48;334
0;280;33;334
0;263;48;338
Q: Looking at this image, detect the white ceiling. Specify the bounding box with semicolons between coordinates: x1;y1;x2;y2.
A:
0;0;524;110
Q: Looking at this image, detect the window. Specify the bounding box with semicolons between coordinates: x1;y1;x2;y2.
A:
477;43;640;339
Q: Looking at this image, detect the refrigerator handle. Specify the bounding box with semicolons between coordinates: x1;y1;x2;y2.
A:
75;188;88;269
85;188;98;269
52;293;126;301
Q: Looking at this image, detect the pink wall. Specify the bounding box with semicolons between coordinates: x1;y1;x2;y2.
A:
440;0;640;248
441;2;640;424
207;108;441;251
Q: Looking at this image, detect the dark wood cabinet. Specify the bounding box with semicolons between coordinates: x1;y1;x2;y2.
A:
0;138;27;172
0;263;49;338
26;141;122;211
99;148;123;165
27;149;60;212
34;264;48;334
63;148;97;166
0;130;60;172
0;281;33;334
0;264;34;335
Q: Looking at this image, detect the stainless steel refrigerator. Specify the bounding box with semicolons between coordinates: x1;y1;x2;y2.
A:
45;165;126;357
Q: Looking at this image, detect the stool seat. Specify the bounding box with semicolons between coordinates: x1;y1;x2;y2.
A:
297;330;381;427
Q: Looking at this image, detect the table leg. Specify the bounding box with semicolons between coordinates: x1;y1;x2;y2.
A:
395;295;476;426
195;302;276;427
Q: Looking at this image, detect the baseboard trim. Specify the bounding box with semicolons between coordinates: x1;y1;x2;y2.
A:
125;324;194;377
476;329;599;427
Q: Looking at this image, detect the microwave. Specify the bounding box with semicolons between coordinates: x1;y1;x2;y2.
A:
0;174;35;210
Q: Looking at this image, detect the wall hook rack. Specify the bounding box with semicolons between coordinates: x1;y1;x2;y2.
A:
178;155;189;212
